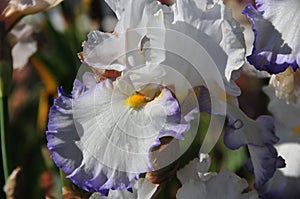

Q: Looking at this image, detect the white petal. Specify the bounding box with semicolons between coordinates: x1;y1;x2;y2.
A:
90;178;158;199
177;153;258;199
177;180;207;199
177;158;203;184
83;31;126;71
135;178;159;199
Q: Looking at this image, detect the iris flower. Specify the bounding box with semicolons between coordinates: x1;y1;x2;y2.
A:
47;0;196;195
176;153;258;199
47;0;269;196
243;0;300;74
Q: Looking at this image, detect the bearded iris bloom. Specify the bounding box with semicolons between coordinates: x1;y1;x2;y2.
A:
46;0;285;196
46;0;197;195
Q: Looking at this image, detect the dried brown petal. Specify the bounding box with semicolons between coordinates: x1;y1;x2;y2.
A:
4;167;23;199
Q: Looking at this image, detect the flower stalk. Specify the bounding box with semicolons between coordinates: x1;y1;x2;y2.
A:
0;26;13;182
0;94;9;181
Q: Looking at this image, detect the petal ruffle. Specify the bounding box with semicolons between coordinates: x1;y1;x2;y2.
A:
47;76;192;194
243;1;300;74
89;178;158;199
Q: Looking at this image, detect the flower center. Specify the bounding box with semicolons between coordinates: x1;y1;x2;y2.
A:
126;93;148;109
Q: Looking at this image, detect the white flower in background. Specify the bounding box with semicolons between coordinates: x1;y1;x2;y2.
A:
176;153;258;199
89;178;158;199
10;20;37;70
259;86;300;198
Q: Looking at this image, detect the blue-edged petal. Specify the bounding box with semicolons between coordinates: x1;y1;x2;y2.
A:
47;72;193;194
243;1;300;74
224;103;285;189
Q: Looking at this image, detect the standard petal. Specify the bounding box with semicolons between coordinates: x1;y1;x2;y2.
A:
83;31;125;71
172;0;246;81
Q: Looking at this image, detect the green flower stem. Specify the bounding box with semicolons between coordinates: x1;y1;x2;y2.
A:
0;94;9;181
1;25;13;182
